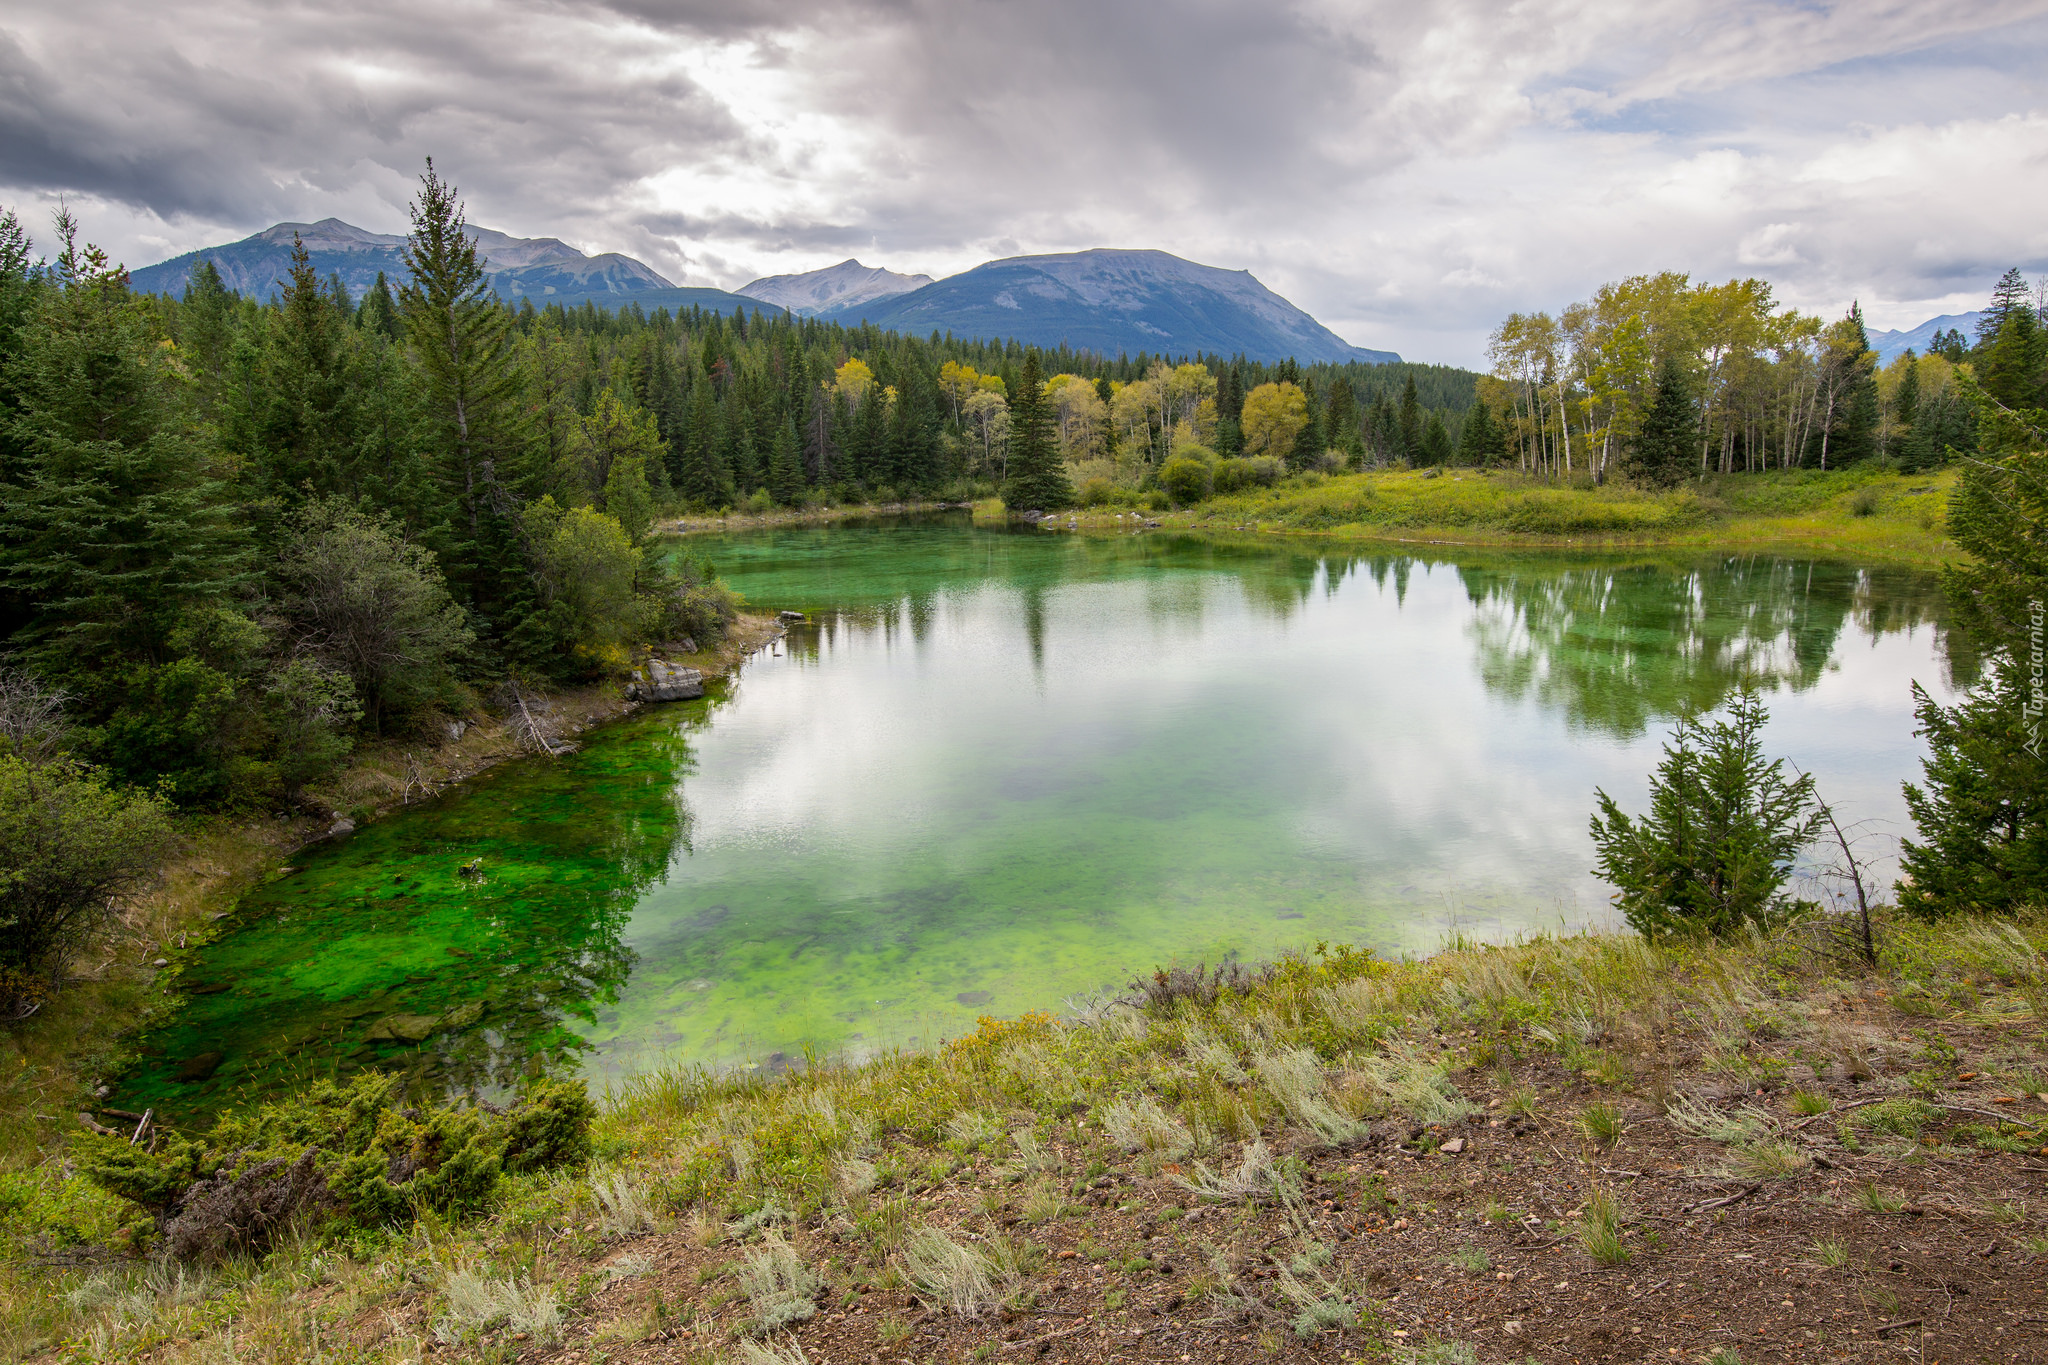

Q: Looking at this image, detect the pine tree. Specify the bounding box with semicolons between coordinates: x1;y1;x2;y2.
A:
1455;400;1499;467
0;214;253;687
1003;353;1072;511
675;380;729;508
1625;355;1696;488
1977;266;2033;347
259;234;356;503
1289;378;1325;470
1977;306;2048;411
1898;386;2048;914
767;417;805;505
176;259;237;416
1397;374;1421;462
1420;411;1452;466
396;161;535;634
356;271;400;340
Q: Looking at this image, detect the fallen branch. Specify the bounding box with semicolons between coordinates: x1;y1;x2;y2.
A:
1874;1317;1922;1337
1001;1320;1092;1352
1686;1184;1761;1213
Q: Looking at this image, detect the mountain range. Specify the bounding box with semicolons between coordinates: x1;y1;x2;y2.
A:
736;259;933;315
129;222;1398;364
1867;311;1981;364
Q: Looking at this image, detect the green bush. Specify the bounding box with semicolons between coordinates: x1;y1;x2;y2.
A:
1590;691;1823;939
1213;457;1282;495
75;1072;595;1261
1076;477;1119;507
1160;456;1213;506
0;753;171;975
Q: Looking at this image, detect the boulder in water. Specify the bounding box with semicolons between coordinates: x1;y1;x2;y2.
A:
627;660;704;703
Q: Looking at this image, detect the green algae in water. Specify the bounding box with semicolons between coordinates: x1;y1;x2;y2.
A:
119;705;709;1116
124;520;1964;1118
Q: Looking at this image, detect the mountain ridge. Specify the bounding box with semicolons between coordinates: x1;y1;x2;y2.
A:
129;224;1401;364
832;248;1398;364
1867;311;1982;364
127;217;676;308
737;259;932;315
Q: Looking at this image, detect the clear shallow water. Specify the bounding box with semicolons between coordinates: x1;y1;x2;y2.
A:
120;518;1964;1116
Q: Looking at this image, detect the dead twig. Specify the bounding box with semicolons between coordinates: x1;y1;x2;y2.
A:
1001;1320;1091;1352
1685;1184;1761;1213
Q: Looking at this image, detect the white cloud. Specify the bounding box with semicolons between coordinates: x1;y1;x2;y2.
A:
4;0;2045;365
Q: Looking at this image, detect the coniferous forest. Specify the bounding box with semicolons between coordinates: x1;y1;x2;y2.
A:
0;169;1476;823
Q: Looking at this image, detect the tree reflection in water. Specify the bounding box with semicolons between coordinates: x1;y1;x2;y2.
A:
1456;555;1965;738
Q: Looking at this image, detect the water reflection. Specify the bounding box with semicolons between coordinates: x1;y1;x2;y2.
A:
134;519;1961;1108
1455;556;1965;738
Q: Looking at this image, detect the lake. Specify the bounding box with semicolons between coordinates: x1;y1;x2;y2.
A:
119;517;1965;1115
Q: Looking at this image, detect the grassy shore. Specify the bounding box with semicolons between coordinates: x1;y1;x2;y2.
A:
5;910;2043;1363
1053;468;1960;569
0;617;785;1176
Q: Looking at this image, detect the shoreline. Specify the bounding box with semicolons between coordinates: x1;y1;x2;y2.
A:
0;614;788;1164
660;470;1960;569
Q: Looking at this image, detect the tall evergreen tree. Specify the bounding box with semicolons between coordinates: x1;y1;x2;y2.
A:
397;161;536;636
767;417;805;505
1397;374;1421;462
356;271;400;340
1003;353;1072;511
1976;267;2034;347
1898;384;2048;914
1419;411;1452;466
1624;355;1696;488
1977;306;2048;411
1455;400;1500;467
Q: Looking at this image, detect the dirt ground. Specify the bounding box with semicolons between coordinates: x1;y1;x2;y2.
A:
380;1002;2047;1365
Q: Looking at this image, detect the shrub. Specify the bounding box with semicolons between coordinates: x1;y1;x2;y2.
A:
740;1231;821;1332
0;753;171;976
1213;456;1282;495
1076;477;1119;507
1590;690;1823;938
646;553;741;652
75;1073;595;1260
1159;456;1213;506
1125;959;1275;1014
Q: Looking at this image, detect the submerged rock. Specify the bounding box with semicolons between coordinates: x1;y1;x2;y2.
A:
176;1051;225;1083
627;660;704;703
363;1013;440;1043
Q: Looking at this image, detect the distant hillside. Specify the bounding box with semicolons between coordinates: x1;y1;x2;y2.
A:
128;218;676;306
1868;311;1981;364
738;259;932;315
838;249;1398;364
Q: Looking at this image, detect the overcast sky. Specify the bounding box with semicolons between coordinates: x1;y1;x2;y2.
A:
4;0;2046;366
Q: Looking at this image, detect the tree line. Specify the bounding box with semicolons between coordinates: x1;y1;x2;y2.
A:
1482;268;2047;486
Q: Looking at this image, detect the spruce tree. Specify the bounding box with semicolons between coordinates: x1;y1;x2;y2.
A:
1625;355;1696;488
0;215;253;785
768;418;805;505
259;234;357;503
397;161;535;635
1898;386;2048;913
356;271;400;340
1397;374;1422;462
1003;353;1072;511
1977;306;2048;411
1289;378;1325;470
1455;400;1499;467
1977;266;2034;347
1420;411;1452;466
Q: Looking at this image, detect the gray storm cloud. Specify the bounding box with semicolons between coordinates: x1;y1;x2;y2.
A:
3;0;2046;364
